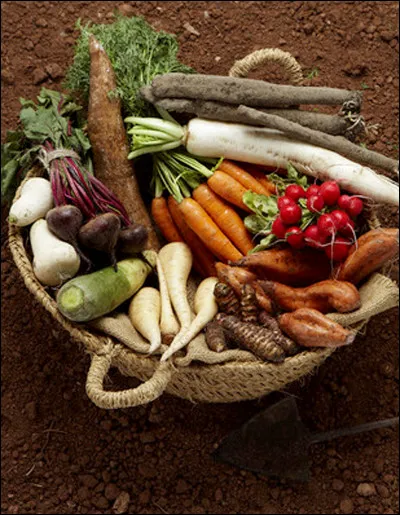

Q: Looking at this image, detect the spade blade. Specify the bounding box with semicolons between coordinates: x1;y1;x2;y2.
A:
213;397;312;482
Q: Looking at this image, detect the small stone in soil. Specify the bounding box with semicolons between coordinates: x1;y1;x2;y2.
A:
332;479;345;492
112;491;130;514
45;63;63;80
340;498;354;514
356;483;377;497
104;483;120;501
376;484;390;498
32;68;47;85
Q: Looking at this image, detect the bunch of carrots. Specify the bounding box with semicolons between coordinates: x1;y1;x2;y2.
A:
151;158;276;277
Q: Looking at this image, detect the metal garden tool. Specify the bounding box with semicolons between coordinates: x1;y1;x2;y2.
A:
212;396;399;482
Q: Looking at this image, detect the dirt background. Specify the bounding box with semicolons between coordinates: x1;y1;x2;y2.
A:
1;1;399;514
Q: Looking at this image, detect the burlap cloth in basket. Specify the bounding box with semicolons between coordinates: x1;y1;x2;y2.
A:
8;49;399;409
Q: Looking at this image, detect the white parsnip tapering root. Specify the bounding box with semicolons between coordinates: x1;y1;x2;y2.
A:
129;287;161;354
158;242;193;336
156;256;180;344
161;276;219;362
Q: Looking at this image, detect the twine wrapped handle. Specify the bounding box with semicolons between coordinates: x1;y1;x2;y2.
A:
229;48;304;85
86;353;173;409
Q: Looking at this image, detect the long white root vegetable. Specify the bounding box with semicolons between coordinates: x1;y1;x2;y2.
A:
161;276;218;362
127;117;399;206
156;256;180;341
158;242;193;335
185;119;399;206
128;287;161;354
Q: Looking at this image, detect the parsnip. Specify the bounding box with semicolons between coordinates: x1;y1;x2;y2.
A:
156;256;180;341
158;242;193;334
129;287;161;354
160;276;218;361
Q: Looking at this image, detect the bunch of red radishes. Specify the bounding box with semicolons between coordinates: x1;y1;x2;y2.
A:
271;180;364;262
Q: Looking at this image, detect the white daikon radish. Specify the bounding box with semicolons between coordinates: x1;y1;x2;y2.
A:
160;276;218;362
128;287;161;354
30;219;80;286
9;177;54;226
127;117;399;206
184;119;399;206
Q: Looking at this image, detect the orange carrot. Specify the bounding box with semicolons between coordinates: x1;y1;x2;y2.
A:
178;197;243;262
218;160;272;196
192;184;254;255
151;197;184;243
243;166;277;194
207;171;252;213
168;196;217;277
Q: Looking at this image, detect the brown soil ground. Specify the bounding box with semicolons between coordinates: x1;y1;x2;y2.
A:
1;2;399;514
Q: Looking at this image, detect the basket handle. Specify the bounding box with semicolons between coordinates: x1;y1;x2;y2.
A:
85;353;173;409
228;47;304;85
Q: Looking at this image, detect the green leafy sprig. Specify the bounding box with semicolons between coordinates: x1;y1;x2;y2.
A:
64;13;195;119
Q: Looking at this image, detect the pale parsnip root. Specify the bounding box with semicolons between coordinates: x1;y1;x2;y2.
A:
156;256;180;343
128;287;161;354
161;276;219;362
158;242;193;335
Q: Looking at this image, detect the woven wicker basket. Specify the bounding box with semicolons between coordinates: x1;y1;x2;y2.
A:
7;49;398;409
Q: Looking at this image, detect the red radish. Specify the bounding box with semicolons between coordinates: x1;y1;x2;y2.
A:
347;196;364;218
317;213;336;238
285;226;305;249
319;181;341;206
271;216;287;239
285;184;306;201
324;236;351;262
330;210;357;242
340;218;355;238
338;194;352;211
306;184;321;198
330;209;351;231
280;203;302;225
306;194;325;213
304;224;326;249
277;195;296;210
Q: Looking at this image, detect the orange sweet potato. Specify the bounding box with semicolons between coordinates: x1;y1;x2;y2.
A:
259;279;361;313
278;308;355;348
231;247;332;286
337;229;399;285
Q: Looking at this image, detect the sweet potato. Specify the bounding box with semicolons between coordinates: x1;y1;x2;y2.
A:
251;281;274;314
278;308;356;348
337;229;399;285
88;36;160;250
231;247;331;286
259;279;361;313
